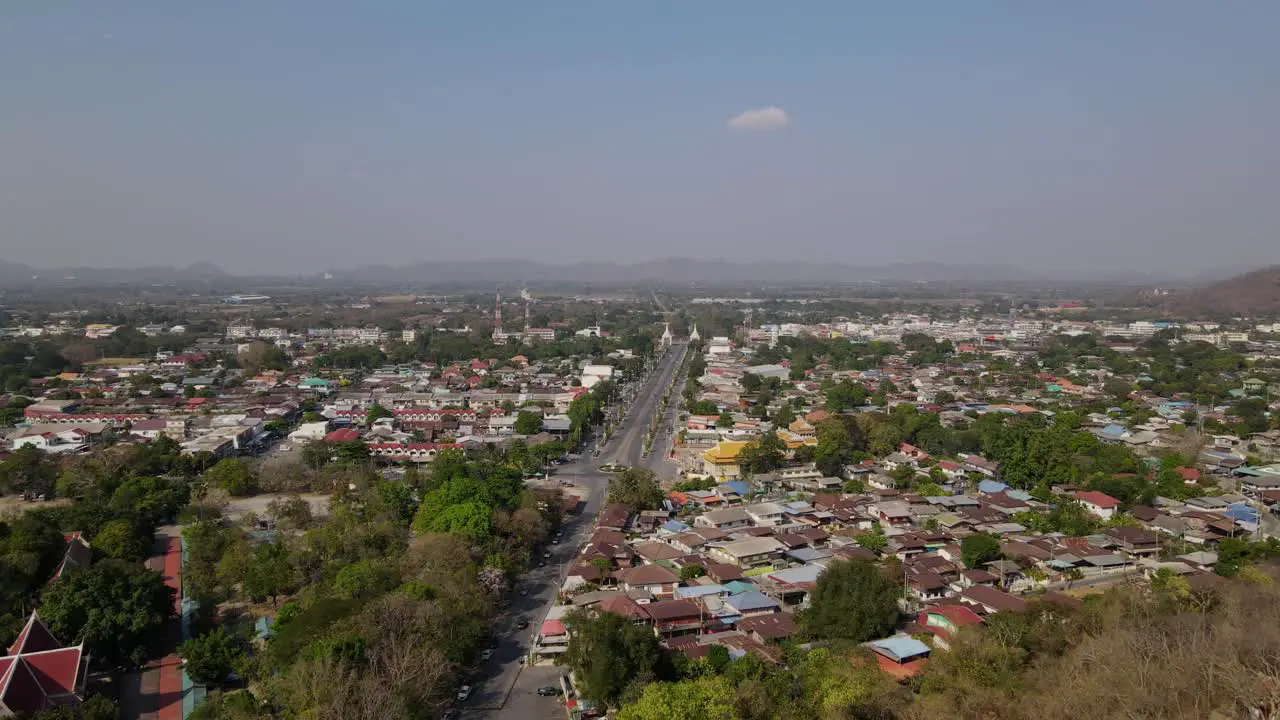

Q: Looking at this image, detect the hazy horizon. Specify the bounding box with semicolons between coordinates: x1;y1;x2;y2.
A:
3;2;1279;275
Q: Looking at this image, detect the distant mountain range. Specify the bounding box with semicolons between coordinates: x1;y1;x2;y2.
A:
0;258;1260;290
1175;265;1280;317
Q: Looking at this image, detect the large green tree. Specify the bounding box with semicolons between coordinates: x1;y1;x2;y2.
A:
961;533;1003;569
204;459;257;497
39;560;175;666
564;610;667;708
514;411;544;435
180;627;247;686
799;558;899;643
606;467;665;510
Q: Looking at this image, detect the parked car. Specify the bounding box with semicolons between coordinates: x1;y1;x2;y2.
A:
480;649;493;661
442;711;460;720
536;686;561;696
517;619;530;629
457;686;472;701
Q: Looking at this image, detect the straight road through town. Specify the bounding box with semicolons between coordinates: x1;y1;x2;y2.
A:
461;342;687;720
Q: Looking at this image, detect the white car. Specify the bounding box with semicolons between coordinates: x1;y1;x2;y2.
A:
480;649;493;661
457;685;472;701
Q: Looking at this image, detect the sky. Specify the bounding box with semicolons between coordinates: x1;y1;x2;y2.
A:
2;2;1279;276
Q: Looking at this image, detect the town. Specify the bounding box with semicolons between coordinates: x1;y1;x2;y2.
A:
1;282;1278;720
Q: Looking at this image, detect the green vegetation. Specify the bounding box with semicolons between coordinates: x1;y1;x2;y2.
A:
798;558;900;643
606;467;665;510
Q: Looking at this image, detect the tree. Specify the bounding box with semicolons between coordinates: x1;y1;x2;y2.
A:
514;411;544;435
738;432;786;476
855;524;888;553
91;519;149;561
716;411;735;429
617;676;736;720
333;559;399;600
607;467;665;510
334;440;371;463
180;627;247;686
800;558;899;642
364;404;393;426
684;400;715;416
825;380;867;413
961;533;1002;569
428;502;493;542
679;564;706;581
204;459;257;497
0;446;58;497
564;610;666;708
39;560;175;666
813;419;851;478
242;541;297;604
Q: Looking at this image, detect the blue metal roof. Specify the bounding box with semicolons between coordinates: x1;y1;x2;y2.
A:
661;519;691;533
978;479;1008;494
726;591;779;612
869;636;931;662
676;584;729;599
720;480;750;497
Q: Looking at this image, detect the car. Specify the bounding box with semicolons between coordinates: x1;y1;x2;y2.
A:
551;538;559;545
457;685;472;701
520;588;528;596
539;560;546;567
517;619;530;629
544;551;552;559
536;686;561;696
480;649;493;661
442;711;461;720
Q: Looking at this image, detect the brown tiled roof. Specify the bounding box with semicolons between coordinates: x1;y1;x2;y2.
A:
644;599;701;621
960;586;1027;613
617;564;680;586
737;613;798;641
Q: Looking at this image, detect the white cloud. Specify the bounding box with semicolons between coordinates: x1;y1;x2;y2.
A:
727;106;790;131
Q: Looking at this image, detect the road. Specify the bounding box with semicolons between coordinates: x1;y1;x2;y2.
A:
461;342;687;720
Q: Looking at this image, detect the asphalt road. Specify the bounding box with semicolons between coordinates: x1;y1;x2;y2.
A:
460;342;687;720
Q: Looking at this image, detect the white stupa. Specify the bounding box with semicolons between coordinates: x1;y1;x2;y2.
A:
661;322;673;347
689;323;701;342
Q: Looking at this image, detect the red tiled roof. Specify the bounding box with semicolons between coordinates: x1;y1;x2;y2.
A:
324;429;361;443
1073;490;1120;509
1;612;85;714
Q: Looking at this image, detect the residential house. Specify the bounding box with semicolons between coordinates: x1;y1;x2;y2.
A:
694;508;752;531
1073;490;1121;519
615;565;681;600
707;537;787;569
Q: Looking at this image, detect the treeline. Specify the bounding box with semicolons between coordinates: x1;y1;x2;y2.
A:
183;445;563;719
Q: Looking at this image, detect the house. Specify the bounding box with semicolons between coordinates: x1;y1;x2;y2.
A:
867;636;932;679
959;586;1027;615
694;508;752;531
0;612;89;715
707;537;787;569
645;599;704;638
1104;526;1160;557
736;613;798;643
722;591;781;617
743;503;787;527
1073;490;1121;519
916;605;984;651
615;565;681;599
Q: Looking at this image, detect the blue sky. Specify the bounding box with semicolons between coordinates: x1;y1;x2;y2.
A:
2;2;1278;275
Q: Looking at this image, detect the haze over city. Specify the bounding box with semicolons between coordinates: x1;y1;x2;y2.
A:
3;2;1279;275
